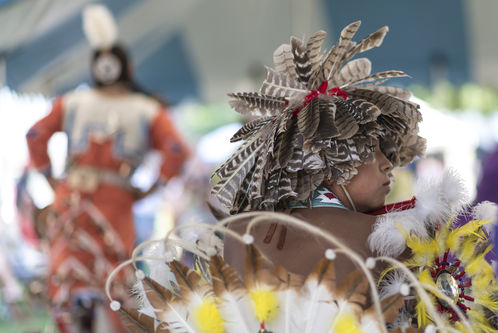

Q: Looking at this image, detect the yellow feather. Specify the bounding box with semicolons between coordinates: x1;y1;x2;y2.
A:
436;222;451;250
454;321;471;333
459;238;478;263
459;219;489;239
465;250;491;277
415;298;430;328
467;309;496;332
408;238;439;267
446;226;466;250
416;270;437;328
250;287;279;323
193;298;225;333
331;309;363;333
475;293;498;312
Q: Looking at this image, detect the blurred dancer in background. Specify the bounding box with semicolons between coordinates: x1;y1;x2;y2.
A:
25;5;189;332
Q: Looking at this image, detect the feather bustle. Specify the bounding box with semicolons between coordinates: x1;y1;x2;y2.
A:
244;245;280;289
118;307;169;333
142;276;174;311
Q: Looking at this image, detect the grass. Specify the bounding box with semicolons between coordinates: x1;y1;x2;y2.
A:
0;296;54;333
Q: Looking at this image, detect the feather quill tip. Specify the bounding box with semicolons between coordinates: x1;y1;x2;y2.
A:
399;284;410;296
135;269;145;280
110;300;121;311
243;234;254;244
365;257;376;269
83;4;118;49
325;248;336;260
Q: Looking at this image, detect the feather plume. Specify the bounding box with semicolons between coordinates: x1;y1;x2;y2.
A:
334;57;372;86
244;245;280;289
305;30;327;74
228;92;287;116
159;261;215;332
142;276;174;311
474;201;498;234
192;298;225;333
335;269;369;307
291;37;312;83
82;4;118;49
260;66;308;98
344;70;408;87
169;260;202;296
118;307;169;333
341;26;389;64
323;20;362;83
208;255;257;332
273;44;297;79
296;98;321;140
270;264;305;332
302;258;339;333
211;125;270;208
230;116;275;143
360;85;412;100
243;247;281;326
330;303;364;332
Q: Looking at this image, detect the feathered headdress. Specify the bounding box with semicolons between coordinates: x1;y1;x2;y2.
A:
83;4;118;50
211;22;426;213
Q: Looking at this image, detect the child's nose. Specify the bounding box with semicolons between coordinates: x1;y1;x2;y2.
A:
380;151;393;172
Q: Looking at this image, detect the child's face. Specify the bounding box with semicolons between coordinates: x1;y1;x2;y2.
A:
341;142;393;212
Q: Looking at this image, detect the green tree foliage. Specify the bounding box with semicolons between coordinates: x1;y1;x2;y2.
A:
411;82;498;115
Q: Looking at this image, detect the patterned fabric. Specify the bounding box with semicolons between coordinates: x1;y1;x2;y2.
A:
292;185;347;209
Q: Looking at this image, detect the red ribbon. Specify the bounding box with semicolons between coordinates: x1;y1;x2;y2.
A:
289;81;348;118
367;196;417;216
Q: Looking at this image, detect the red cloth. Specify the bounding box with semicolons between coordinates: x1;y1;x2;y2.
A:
26;91;189;307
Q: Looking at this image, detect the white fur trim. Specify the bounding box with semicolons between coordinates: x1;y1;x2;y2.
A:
413;176;446;226
368;213;406;257
369;210;428;257
413;170;468;228
370;170;469;257
440;169;469;214
83;4;118;49
474;201;498;234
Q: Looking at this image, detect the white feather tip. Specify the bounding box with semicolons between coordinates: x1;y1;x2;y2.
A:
474;201;498;234
440;169;469;212
83;4;118;49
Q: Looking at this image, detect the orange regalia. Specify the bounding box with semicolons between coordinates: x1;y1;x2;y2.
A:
26;88;189;312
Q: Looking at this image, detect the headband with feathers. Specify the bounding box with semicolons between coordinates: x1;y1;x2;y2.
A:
82;4;118;49
211;21;426;213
